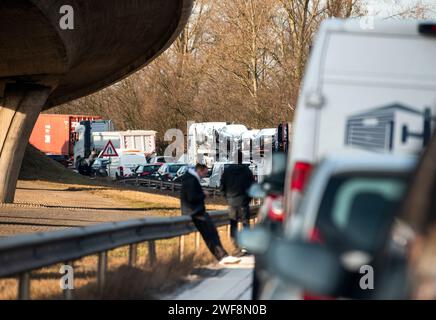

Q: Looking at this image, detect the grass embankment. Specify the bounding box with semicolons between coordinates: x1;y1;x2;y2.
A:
19;144;96;185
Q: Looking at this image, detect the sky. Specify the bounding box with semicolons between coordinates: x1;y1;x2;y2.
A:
367;0;436;18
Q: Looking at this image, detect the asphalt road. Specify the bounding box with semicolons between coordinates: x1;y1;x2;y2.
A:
163;256;254;300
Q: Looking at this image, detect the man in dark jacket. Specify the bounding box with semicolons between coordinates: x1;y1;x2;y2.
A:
220;151;255;246
181;163;240;264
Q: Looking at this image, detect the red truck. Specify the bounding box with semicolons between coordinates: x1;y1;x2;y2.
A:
29;114;102;165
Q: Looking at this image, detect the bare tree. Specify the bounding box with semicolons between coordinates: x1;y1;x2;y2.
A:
52;0;432;145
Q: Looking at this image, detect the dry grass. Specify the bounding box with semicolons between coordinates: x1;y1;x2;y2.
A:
92;186;226;213
0;226;238;300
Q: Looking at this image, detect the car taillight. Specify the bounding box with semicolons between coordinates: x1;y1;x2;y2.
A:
303;293;335;300
419;23;436;36
290;162;313;192
119;166;124;176
308;227;323;244
267;196;284;222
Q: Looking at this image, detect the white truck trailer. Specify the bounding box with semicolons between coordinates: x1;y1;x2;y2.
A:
187;122;227;166
74;129;156;167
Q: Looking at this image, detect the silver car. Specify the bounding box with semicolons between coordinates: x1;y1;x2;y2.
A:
242;154;416;300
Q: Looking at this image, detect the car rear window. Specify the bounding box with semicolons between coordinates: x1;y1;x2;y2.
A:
316;173;408;253
169;165;184;173
139;165;158;173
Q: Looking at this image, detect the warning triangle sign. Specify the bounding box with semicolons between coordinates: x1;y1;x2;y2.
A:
101;140;118;157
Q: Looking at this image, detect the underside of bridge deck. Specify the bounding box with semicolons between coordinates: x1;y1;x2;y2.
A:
0;0;193;202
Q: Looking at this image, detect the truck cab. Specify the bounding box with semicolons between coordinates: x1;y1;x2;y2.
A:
73;120;114;167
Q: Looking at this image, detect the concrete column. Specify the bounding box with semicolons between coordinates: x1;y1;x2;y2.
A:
0;83;50;203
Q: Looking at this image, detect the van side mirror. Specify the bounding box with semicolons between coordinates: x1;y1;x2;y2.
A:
266;239;346;296
248;183;266;198
237;227;271;254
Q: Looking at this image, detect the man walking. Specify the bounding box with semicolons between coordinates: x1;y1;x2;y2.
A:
181;163;240;265
220;151;255;248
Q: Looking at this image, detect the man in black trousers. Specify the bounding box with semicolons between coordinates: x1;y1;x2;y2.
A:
181;163;240;265
220;151;255;249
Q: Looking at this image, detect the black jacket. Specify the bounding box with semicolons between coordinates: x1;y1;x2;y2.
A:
220;164;254;207
180;171;206;216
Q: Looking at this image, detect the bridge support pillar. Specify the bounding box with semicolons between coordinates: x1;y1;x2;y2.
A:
0;83;50;203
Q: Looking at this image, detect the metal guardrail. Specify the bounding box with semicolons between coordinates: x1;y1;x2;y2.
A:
0;208;258;300
115;177;222;196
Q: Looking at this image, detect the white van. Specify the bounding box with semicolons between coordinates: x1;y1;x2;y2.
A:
286;19;436;214
107;149;147;180
208;162;254;188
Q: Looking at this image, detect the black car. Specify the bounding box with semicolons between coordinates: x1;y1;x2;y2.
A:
156;163;188;181
132;163;163;178
91;158;110;177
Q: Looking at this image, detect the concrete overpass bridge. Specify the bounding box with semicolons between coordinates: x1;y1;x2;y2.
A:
0;0;193;203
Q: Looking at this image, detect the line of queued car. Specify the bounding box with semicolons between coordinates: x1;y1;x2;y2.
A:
239;19;436;300
90;153;188;183
125;162;213;187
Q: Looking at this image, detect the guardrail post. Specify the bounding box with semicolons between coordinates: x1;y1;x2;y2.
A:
194;232;200;251
63;288;73;300
17;272;30;300
63;260;74;300
178;235;185;261
148;241;156;267
135;176;139;186
172;183;175;192
128;244;138;267
97;251;108;292
160;180;163;189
